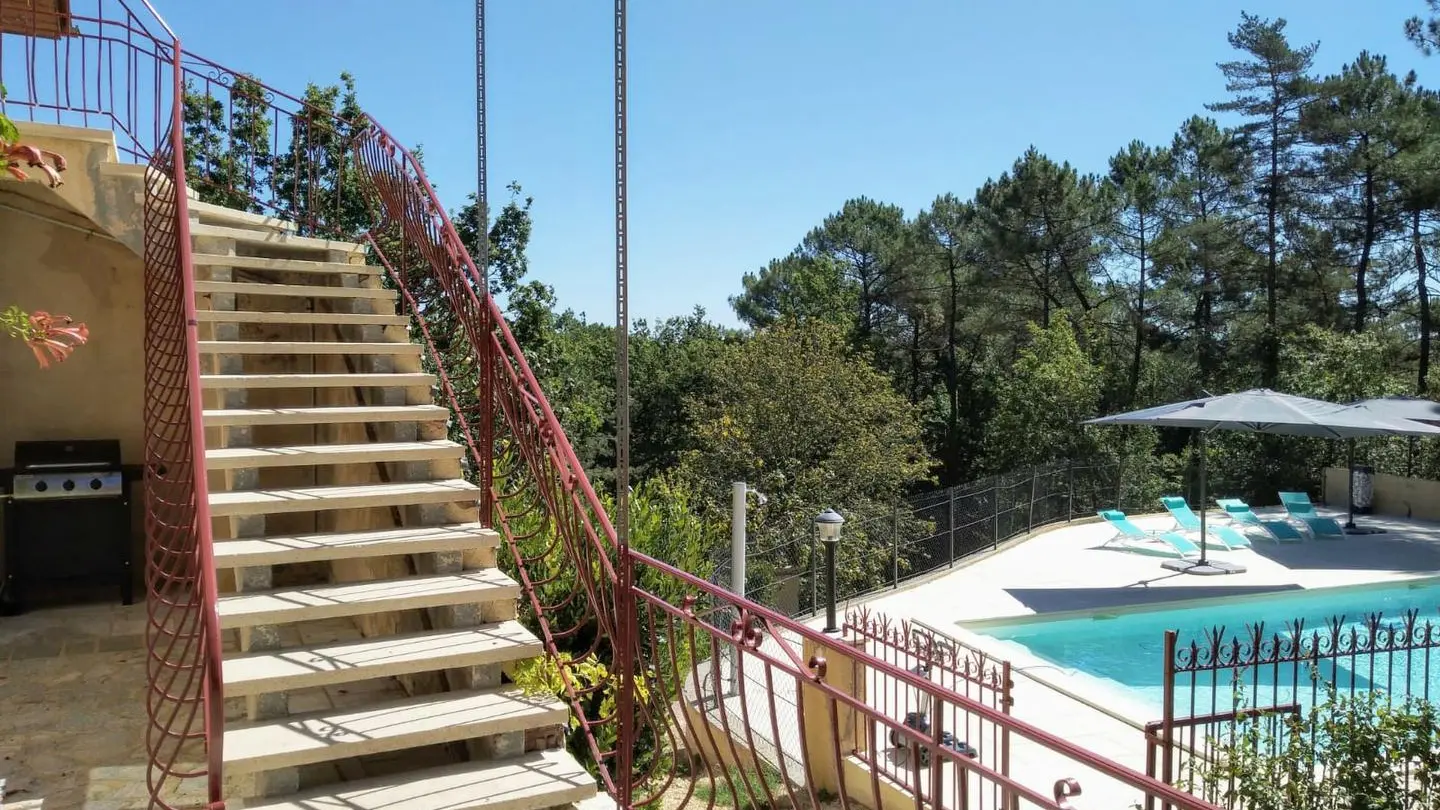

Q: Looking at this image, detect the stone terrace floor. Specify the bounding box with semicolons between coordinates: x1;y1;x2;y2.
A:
0;598;194;810
0;596;416;809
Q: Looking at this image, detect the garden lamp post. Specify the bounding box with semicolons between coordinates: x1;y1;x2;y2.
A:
815;508;844;633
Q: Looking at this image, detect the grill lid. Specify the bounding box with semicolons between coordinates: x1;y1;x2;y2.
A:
14;439;122;471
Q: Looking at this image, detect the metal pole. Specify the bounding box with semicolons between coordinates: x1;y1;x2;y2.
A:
730;482;747;599
474;0;488;275
892;501;900;587
823;538;838;633
1196;430;1208;567
1067;459;1075;520
1158;630;1178;810
729;481;746;694
992;475;1001;548
947;484;957;566
474;0;494;526
612;0;634;805
1345;439;1356;529
1027;466;1037;531
809;530;817;615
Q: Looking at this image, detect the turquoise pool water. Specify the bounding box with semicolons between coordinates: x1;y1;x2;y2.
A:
970;578;1440;716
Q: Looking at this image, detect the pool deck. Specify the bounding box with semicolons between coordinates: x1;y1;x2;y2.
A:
836;506;1440;809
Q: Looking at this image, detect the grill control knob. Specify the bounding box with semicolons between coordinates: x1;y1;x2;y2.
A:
62;479;76;492
33;480;47;493
89;478;104;490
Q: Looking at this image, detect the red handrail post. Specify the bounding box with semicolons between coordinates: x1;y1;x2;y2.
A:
167;32;226;810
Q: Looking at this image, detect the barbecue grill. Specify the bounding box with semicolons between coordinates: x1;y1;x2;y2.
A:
2;439;133;614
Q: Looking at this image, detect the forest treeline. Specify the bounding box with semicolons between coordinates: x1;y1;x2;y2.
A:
183;6;1440;587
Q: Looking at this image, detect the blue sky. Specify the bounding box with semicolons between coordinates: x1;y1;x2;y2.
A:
162;1;1426;327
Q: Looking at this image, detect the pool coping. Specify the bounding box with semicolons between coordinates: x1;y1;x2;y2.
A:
960;572;1440;631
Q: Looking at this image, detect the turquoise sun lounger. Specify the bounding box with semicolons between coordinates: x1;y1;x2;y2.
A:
1214;498;1305;542
1278;491;1347;538
1097;510;1201;559
1159;496;1252;550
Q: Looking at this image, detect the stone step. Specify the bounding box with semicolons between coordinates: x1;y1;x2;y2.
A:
197;340;420;356
222;687;567;774
194;310;408;327
193;252;381;275
238;750;595;810
216;570;518;630
223;620;539;697
208;479;480;518
188;200;295;233
206;439;462;470
189;221;364;254
193;280;396;301
212;522;498;568
202;405;450;428
199;372;434;390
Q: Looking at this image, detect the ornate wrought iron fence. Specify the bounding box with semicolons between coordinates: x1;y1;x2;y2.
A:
1151;604;1440;807
845;607;1017;810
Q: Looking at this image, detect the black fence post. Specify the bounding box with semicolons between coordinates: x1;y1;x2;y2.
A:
892;501;901;588
948;484;957;567
1027;466;1037;531
1067;459;1075;520
992;475;1001;549
808;530;817;616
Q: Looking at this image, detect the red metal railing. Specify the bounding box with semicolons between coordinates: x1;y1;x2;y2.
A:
8;4;1229;810
2;1;224;807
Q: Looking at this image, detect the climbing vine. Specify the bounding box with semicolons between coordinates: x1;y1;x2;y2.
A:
1;84;86;369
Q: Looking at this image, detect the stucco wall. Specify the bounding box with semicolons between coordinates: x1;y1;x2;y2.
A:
1323;466;1440;522
0;207;146;567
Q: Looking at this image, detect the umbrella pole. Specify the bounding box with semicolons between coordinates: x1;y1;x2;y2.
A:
1163;428;1243;575
1346;439;1356;530
1197;429;1208;567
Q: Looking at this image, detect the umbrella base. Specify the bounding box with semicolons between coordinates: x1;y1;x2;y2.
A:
1344;524;1385;535
1162;558;1247;576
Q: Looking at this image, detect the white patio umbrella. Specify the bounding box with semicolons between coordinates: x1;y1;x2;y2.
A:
1084;389;1440;575
1347;396;1440;426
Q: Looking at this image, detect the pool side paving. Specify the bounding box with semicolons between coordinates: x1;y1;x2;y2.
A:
834;506;1440;809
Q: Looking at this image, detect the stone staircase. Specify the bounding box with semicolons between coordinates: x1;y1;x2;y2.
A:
186;199;597;809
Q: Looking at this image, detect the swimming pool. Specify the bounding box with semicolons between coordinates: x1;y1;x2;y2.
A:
966;577;1440;717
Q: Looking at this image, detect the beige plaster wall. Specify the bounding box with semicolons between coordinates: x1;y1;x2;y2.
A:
1323;466;1440;522
0;207;146;563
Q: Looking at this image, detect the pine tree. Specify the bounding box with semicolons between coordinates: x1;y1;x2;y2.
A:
1302;52;1418;332
1106;141;1171;403
1208;13;1319;385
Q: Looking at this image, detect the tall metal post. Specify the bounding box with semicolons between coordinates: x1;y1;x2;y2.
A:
730;482;747;601
1067;458;1075;520
474;0;494;524
729;481;747;693
612;0;635;804
947;485;957;566
824;538;838;633
1345;439;1357;529
892;501;900;587
809;532;818;614
1027;467;1037;530
992;475;1001;548
474;0;488;268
